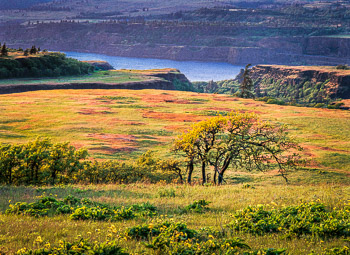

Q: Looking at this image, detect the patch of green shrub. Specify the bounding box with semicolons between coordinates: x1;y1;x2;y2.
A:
6;195;158;221
227;202;350;238
183;199;211;213
17;237;128;255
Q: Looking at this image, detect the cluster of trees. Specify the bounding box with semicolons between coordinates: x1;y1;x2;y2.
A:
0;52;94;79
0;139;182;186
0;43;41;57
173;112;303;185
23;45;42;56
0;138;88;185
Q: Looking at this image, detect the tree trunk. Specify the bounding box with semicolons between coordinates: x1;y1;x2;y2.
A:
187;160;194;184
201;161;206;184
213;167;217;185
218;172;224;185
8;167;12;185
51;169;56;185
34;165;39;185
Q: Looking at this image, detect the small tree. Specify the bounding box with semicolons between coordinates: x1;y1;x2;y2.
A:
30;45;37;55
24;49;29;56
239;64;254;98
1;44;8;56
173;117;225;184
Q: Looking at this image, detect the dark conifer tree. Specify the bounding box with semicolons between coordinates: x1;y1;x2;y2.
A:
239;64;254;98
1;44;8;56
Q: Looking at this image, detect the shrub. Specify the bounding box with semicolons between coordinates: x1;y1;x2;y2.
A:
6;195;158;222
183;200;211;213
17;237;128;255
227;202;350;238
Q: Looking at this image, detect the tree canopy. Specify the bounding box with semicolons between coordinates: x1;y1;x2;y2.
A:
173;112;303;184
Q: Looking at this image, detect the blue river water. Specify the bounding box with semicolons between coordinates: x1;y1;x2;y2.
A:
64;51;243;82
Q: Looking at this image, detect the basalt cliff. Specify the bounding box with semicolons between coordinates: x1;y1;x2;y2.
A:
1;22;350;66
245;65;350;104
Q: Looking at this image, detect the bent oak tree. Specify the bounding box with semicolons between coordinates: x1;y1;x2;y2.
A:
173;112;303;185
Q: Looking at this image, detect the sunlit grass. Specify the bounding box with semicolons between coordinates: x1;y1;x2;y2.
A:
0;184;349;254
0;89;349;183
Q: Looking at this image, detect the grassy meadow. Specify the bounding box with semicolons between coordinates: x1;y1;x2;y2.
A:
0;69;164;86
0;88;349;183
0;88;349;254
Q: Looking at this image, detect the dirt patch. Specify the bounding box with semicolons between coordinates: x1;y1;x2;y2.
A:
141;110;204;122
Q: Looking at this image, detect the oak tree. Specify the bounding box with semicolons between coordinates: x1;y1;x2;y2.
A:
174;112;303;184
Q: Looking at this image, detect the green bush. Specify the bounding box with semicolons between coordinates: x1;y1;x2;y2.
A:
227;202;350;238
183;199;211;213
6;195;158;222
266;98;286;105
17;237;128;255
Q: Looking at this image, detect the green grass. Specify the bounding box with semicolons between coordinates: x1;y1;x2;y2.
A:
0;70;150;85
0;184;349;254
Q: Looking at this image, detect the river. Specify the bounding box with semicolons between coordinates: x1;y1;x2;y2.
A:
64;51;244;82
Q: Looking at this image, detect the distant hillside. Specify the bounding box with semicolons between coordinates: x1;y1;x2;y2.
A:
0;0;53;9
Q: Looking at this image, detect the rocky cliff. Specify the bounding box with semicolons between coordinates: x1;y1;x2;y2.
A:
2;22;350;66
246;65;350;103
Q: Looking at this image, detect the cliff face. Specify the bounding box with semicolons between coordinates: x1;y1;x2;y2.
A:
2;23;350;66
247;65;350;103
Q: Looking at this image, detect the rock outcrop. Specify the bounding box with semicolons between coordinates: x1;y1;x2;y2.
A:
249;65;350;99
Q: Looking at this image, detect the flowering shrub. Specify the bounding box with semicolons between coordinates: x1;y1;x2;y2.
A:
16;237;128;255
6;195;157;221
183;199;211;213
227;202;350;238
126;219;287;254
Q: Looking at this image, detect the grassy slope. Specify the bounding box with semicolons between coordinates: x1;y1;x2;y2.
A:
0;89;349;183
0;69;161;85
0;88;349;254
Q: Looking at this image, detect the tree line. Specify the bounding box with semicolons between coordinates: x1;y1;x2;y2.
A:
0;138;181;186
0;52;94;79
